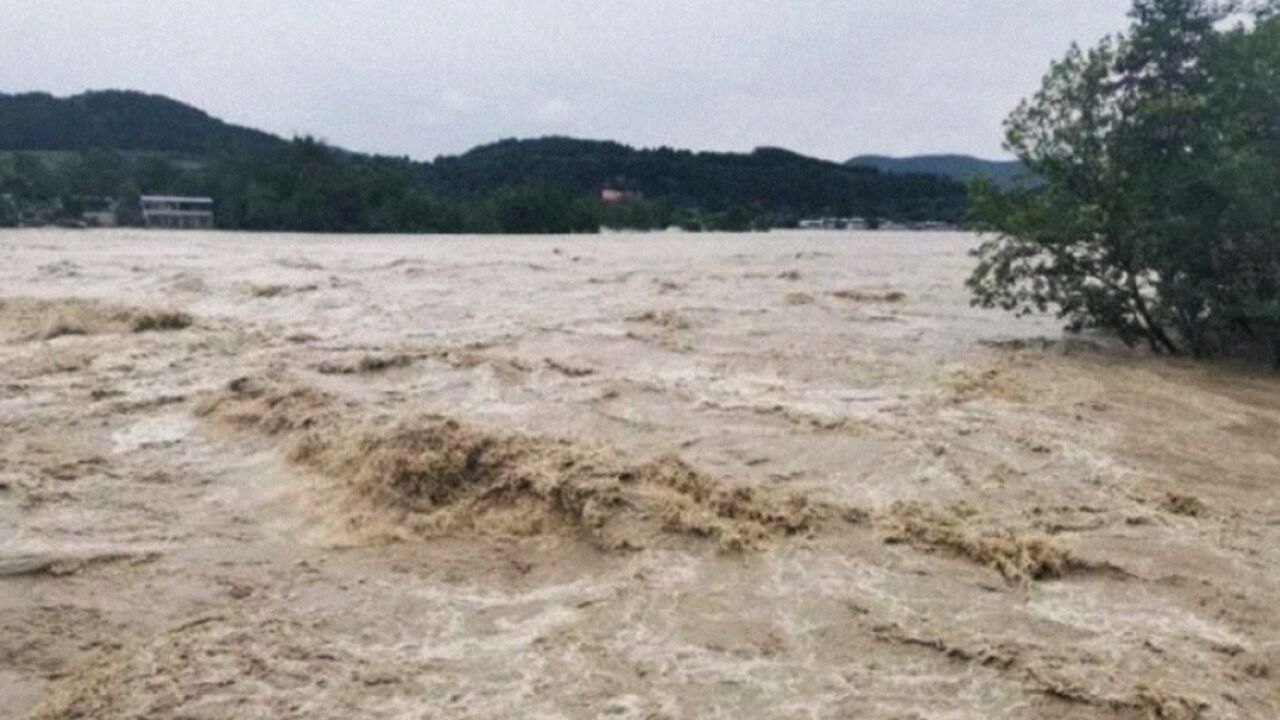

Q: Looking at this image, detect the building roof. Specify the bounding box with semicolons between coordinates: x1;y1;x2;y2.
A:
140;209;215;217
140;195;213;204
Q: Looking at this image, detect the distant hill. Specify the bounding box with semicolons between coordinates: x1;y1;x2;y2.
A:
847;154;1029;187
426;138;966;220
0;90;283;155
0;89;974;232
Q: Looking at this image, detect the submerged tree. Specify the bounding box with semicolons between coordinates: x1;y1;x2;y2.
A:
969;0;1280;365
0;194;17;227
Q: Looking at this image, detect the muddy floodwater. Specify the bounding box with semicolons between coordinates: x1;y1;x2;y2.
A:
1;229;1278;719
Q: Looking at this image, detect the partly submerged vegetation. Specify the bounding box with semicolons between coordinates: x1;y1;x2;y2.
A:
970;0;1280;366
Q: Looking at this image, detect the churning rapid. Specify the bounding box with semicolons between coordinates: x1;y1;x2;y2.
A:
1;229;1277;719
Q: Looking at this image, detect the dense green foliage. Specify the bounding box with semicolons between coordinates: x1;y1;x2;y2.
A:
0;193;17;227
848;154;1029;187
0;91;968;233
209;140;608;234
430;138;966;222
0;91;282;155
969;0;1280;366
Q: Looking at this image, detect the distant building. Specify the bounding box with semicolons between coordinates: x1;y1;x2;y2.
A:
600;188;643;205
797;217;872;231
140;195;214;229
80;196;119;227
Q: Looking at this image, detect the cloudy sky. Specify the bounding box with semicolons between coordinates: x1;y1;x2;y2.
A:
2;1;1134;161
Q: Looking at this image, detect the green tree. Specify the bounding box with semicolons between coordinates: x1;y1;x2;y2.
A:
1209;4;1280;366
136;155;182;193
716;205;755;232
969;0;1280;365
5;153;61;200
491;186;599;234
0;194;18;227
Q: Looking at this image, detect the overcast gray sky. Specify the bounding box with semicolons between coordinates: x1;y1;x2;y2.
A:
1;1;1135;161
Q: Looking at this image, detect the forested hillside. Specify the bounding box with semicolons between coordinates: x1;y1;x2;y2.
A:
429;138;964;220
0;91;282;156
847;154;1028;187
0;91;968;232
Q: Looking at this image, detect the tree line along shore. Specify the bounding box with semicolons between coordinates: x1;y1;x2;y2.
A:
0;95;968;234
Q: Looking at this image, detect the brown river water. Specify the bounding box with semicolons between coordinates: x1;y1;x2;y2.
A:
1;229;1277;719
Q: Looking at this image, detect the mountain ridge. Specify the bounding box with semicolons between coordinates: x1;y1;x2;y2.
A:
0;90;283;156
0;90;973;231
847;154;1027;186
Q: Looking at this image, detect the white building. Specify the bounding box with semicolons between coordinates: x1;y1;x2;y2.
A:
80;196;119;227
797;217;872;231
140;195;214;229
